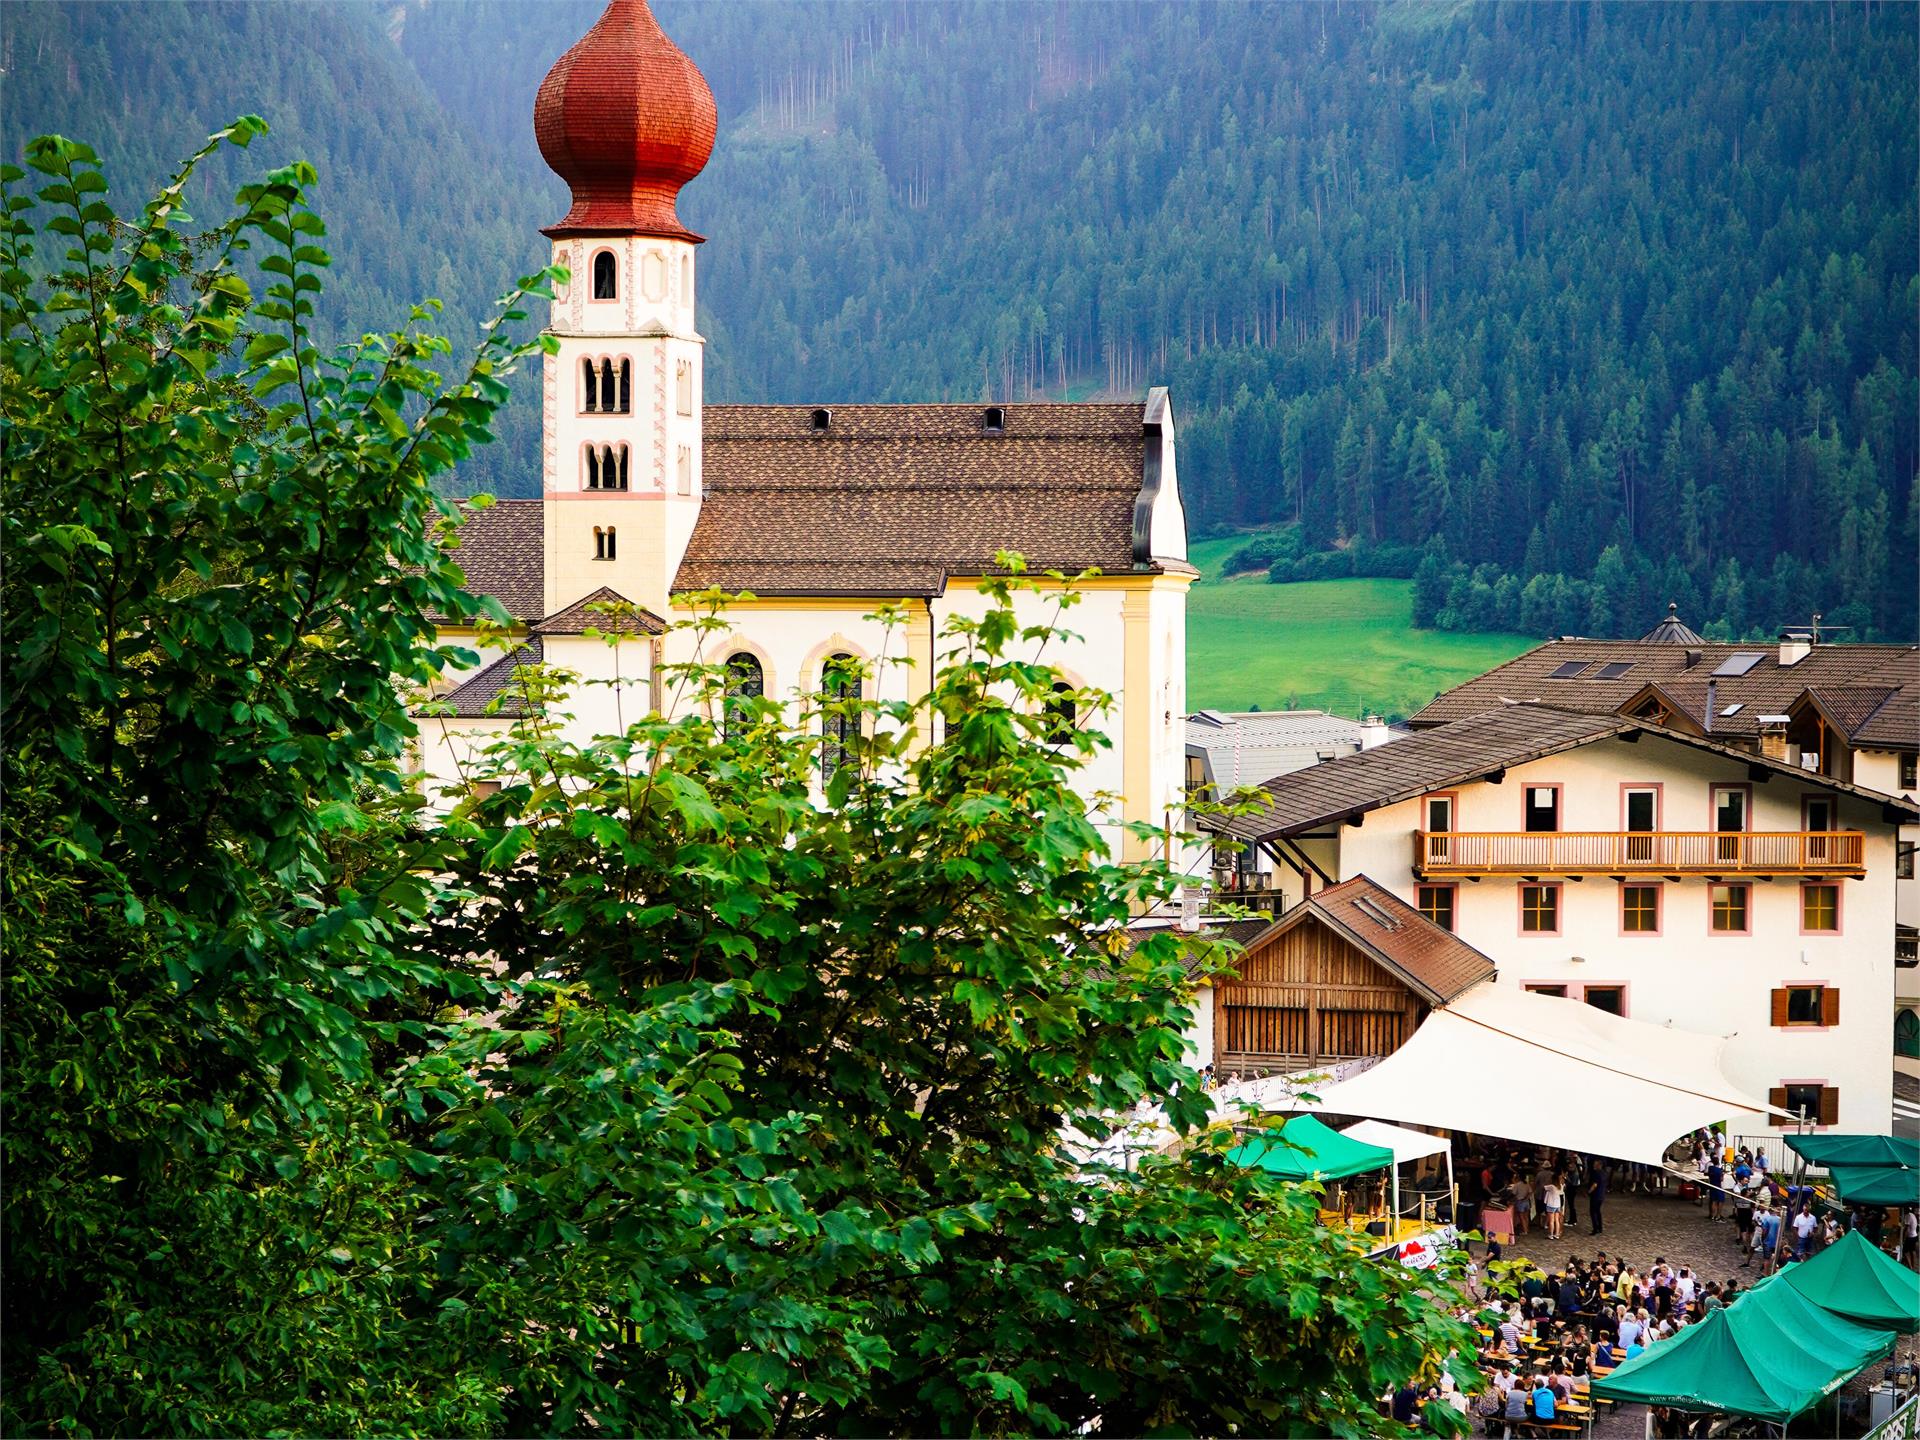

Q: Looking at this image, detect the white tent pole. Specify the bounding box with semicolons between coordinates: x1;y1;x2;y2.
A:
1392;1161;1401;1244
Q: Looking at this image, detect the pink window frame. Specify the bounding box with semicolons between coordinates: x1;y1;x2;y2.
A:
1518;881;1563;937
577;354;633;418
1708;881;1752;937
1708;781;1753;832
1617;879;1663;937
1523;982;1571;998
1776;1077;1833;1131
1777;980;1834;1032
1619;781;1664;831
1416;881;1459;933
1521;781;1564;834
1798;880;1842;936
1577;981;1630;1019
1800;793;1837;832
588;246;619;301
1423;790;1460;831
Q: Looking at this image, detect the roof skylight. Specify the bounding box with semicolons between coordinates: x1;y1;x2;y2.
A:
1712;653;1766;677
1549;660;1595;679
1593;661;1637;680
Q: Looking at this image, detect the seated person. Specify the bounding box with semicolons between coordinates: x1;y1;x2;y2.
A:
1530;1376;1558;1423
1593;1339;1617;1369
1548;1364;1576;1402
1503;1384;1531;1429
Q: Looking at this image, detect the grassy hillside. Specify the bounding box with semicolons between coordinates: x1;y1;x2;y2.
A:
1186;554;1535;718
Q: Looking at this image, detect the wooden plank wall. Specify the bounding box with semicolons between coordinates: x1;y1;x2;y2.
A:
1216;921;1424;1068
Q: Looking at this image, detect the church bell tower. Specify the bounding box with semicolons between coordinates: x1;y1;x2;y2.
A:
534;0;714;617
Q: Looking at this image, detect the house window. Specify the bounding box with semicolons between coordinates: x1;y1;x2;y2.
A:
1623;786;1658;861
1524;786;1560;833
677;359;694;415
1583;986;1625;1017
1899;842;1915;880
1525;984;1569;998
819;652;858;784
1897;1009;1919;1060
1520;883;1560;934
1776;985;1833;1026
469;779;502;801
1621;884;1659;933
1902;752;1918;790
1711;785;1748;862
593;526;616;561
1710;883;1749;934
1801;882;1839;933
1417;884;1455;933
592;249;617;300
1423;794;1455;865
1043;682;1076;742
723;653;764;736
1771;1081;1836;1127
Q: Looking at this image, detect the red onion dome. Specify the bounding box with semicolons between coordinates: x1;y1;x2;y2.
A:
534;0;717;243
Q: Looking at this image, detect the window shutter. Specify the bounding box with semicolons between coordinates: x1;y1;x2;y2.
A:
1770;989;1790;1027
1769;1087;1789;1126
1819;1087;1840;1126
1820;988;1840;1027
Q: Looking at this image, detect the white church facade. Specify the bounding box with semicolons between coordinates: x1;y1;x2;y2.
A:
414;0;1194;862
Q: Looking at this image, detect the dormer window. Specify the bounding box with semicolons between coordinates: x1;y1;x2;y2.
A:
983;406;1006;433
592;249;617;300
585;443;630;491
809;408;831;433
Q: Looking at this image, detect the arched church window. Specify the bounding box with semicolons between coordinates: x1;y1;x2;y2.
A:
617;358;632;414
1043;681;1076;743
582;357;600;412
592;249;617;300
600;358;617;413
723;652;764;736
593;526;611;561
819;652;858;784
676;359;693;415
585;445;601;489
614;444;629;491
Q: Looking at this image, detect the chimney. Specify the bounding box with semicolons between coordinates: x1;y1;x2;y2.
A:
1757;718;1789;761
1779;629;1812;667
1705;679;1716;735
1178;886;1202;933
1359;714;1391;750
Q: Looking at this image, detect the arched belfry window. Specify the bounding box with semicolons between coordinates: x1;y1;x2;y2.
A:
582;357;600;412
820;652;859;783
1043;681;1077;742
617;358;631;413
585;444;629;491
592;249;617;300
723;652;764;736
594;526;616;561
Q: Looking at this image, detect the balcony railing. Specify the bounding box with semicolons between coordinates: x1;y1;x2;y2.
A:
1414;830;1865;877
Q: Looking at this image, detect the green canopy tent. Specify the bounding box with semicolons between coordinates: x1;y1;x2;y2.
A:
1593;1269;1895;1422
1226;1114;1392;1181
1778;1229;1920;1331
1826;1164;1920;1207
1784;1134;1920;1169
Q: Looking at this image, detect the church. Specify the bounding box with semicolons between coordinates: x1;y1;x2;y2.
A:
417;0;1193;862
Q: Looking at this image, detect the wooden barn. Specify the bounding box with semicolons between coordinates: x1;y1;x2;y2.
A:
1213;875;1495;1078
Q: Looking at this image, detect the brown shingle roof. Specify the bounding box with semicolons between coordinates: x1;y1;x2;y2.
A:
1409;637;1919;737
1216;702;1920;842
1218;705;1623;840
432;500;545;624
531;586;666;636
679;401;1185;596
1252;876;1495;1006
428;639;544;718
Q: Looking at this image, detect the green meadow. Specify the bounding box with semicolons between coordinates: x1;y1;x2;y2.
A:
1184;534;1537;720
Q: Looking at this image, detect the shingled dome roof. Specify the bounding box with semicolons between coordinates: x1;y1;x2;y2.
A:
1641;602;1706;645
534;0;717;242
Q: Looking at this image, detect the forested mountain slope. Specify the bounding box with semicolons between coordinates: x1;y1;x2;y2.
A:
6;1;1914;638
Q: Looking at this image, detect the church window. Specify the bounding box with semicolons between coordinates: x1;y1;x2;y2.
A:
585;446;600;489
586;444;629;491
820;652;858;784
1043;681;1076;742
676;360;693;415
593;526;617;561
723;653;763;736
677;446;692;495
582;357;600;412
617;358;631;414
592;249;617;300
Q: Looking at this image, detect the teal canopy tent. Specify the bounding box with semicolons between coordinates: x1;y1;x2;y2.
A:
1593;1268;1894;1421
1784;1133;1920;1169
1826;1164;1920;1207
1226;1114;1392;1181
1778;1229;1920;1331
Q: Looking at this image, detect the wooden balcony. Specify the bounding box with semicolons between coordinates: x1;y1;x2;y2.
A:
1413;829;1866;878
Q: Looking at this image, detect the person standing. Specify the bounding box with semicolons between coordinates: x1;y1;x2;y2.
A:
1901;1206;1919;1267
1542;1177;1564;1239
1588;1160;1608;1236
1706;1154;1726;1221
